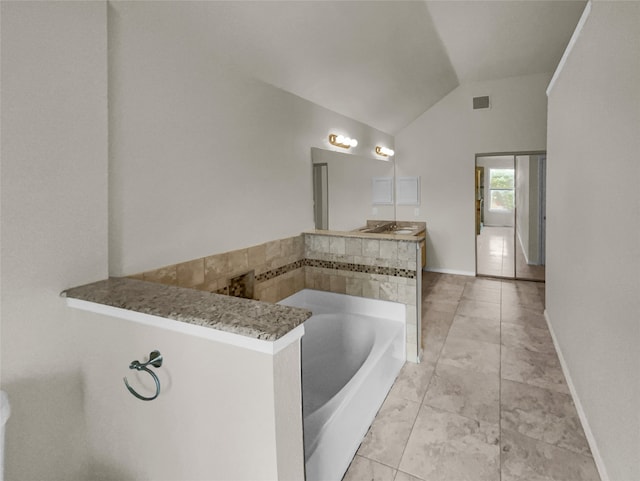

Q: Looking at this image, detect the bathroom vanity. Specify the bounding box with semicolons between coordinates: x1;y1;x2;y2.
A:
352;220;427;268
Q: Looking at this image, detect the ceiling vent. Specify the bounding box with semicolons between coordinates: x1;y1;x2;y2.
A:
473;96;490;110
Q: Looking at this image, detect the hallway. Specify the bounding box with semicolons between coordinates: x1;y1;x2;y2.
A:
343;272;599;481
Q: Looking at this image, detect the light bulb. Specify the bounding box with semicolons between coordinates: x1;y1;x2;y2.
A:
376;146;394;157
349;138;358;147
335;135;345;144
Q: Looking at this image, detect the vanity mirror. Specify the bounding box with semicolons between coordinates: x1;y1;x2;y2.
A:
311;147;395;231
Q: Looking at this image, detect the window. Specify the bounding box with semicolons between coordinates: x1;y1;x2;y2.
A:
489;168;514;211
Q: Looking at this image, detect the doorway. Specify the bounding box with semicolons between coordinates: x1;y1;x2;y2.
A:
475;152;546;282
312;163;328;230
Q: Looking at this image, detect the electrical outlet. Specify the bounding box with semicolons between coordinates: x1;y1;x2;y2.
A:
414;207;420;217
372;207;378;215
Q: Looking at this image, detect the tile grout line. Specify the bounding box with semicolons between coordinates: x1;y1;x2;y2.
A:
499;282;596;475
384;274;465;481
500;288;599;462
422;279;506;429
501;425;597;460
362;275;506;479
386;278;453;481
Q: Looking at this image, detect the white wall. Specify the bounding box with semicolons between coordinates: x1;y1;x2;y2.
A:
546;2;640;480
395;73;549;275
108;2;393;276
0;1;390;478
78;310;303;480
0;2;109;479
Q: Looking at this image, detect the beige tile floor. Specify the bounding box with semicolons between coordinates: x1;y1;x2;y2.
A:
477;226;515;278
342;272;600;481
477;226;545;281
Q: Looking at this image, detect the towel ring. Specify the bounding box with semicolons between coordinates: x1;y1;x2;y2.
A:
123;350;163;401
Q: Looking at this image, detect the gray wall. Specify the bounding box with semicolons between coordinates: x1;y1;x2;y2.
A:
546;2;640;480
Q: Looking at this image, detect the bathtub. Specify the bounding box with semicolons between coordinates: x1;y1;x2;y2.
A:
279;289;406;481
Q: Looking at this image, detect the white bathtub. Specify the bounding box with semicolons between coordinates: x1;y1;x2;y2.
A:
279;289;406;481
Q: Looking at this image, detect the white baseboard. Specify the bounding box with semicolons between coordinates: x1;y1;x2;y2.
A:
543;309;610;481
424;267;476;277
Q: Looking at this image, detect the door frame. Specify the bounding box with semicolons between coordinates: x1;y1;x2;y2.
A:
312;163;328;230
538;155;547;265
474;150;546;281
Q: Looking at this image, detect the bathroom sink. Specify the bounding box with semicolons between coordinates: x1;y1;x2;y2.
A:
352;222;425;236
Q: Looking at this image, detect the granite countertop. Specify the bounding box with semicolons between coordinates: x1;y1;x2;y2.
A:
307;220;426;241
305;229;425;241
62;277;311;341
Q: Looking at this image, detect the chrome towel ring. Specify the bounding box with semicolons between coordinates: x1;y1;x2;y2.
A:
123;350;163;401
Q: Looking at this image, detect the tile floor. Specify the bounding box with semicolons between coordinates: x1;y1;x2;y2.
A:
514;232;545;282
342;272;600;481
477;226;515;278
476;226;545;281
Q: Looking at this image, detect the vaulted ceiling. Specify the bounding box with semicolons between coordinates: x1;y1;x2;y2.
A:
132;1;587;134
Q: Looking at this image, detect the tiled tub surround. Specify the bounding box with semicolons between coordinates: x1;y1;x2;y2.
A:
128;227;425;361
131;235;306;304
304;231;423;363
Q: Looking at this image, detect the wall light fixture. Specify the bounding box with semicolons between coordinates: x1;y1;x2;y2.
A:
376;146;395;157
329;133;358;149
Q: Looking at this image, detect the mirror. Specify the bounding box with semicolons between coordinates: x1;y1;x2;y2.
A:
475;153;546;281
311;147;395;231
515;154;546;281
476;155;516;278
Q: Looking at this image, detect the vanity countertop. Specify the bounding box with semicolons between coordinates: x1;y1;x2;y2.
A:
62;277;311;342
307;221;426;241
